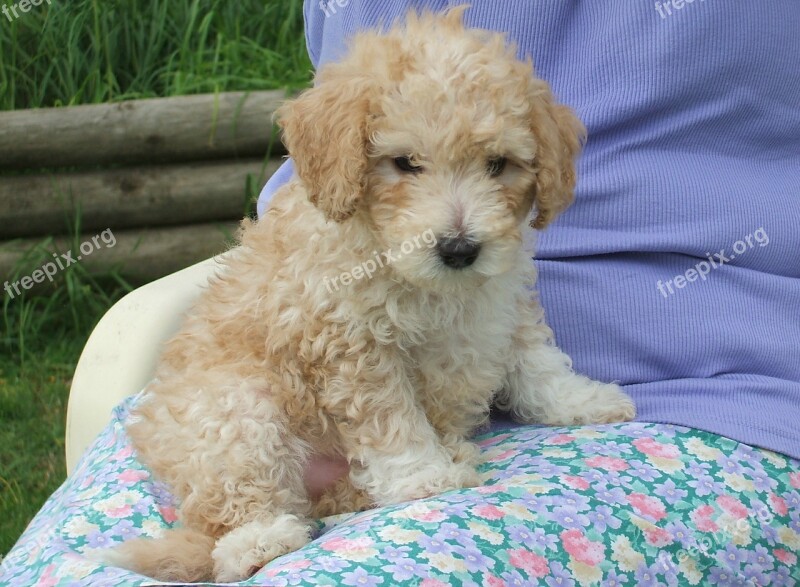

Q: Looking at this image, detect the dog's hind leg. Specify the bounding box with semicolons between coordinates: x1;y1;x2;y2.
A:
207;465;315;583
97;527;215;582
312;476;372;518
498;297;636;426
195;383;316;582
211;513;312;581
126;373;316;582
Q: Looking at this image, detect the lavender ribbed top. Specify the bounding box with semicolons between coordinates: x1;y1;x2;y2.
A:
259;1;800;459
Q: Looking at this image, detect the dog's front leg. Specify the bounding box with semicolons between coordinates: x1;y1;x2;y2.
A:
497;297;636;426
324;361;481;506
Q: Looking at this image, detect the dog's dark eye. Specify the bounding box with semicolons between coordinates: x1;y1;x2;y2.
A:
487;156;508;177
394;156;423;174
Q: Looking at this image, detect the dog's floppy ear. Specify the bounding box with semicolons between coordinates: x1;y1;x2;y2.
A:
528;82;586;230
277;71;377;222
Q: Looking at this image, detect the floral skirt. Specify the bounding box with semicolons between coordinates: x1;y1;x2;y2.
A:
2;397;799;586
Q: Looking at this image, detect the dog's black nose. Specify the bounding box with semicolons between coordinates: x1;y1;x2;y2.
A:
437;237;481;269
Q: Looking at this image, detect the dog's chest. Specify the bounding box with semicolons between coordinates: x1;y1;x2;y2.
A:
394;285;519;395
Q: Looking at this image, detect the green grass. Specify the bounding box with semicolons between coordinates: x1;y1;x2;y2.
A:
1;247;132;555
1;357;72;557
0;0;312;110
0;0;310;556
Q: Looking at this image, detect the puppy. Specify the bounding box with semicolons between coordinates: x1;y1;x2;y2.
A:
106;7;635;583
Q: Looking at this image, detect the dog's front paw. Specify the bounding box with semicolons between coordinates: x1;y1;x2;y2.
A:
212;515;311;582
532;376;636;426
363;459;481;506
443;438;481;467
398;461;482;502
576;381;636;424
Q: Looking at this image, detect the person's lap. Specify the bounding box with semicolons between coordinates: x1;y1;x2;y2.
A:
2;395;799;586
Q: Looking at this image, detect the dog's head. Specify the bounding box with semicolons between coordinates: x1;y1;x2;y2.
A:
277;6;585;290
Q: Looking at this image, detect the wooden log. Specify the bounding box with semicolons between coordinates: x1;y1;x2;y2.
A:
0;158;281;238
0;91;288;169
1;222;239;287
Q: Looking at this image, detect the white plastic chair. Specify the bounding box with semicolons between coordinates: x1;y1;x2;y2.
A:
64;255;225;474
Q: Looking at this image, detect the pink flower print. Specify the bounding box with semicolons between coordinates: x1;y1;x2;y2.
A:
107;505;133;518
716;495;748;520
585;456;630;471
414;510;446;523
561;529;604;566
158;505;178;524
774;549;797;565
563;476;591;490
118;469;149;484
627;493;667;521
321;536;372;552
117;445;135;459
644;526;673;547
547;434;576;445
477;434;511;448
633;437;680;459
489;450;517;462
769;493;788;516
476;485;506;495
321;537;348;552
36;563;58;587
508;548;549;577
789;472;800;489
474;504;505;520
266;559;312;577
690;505;719;532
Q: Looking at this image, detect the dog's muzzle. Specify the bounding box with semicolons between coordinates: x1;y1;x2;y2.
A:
437;236;481;269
